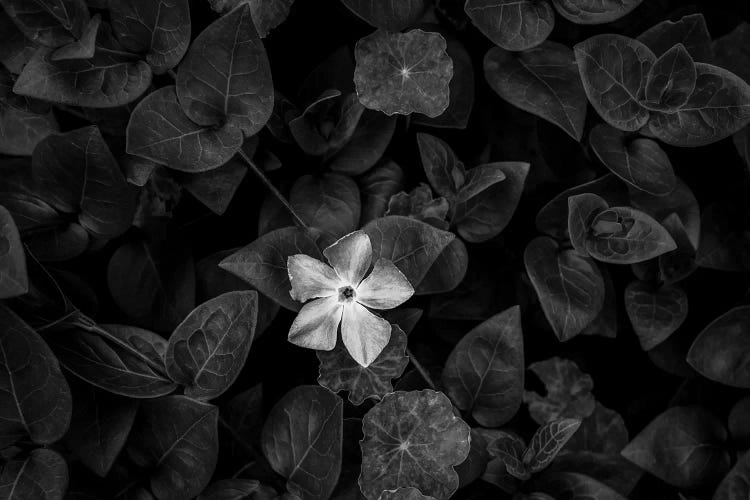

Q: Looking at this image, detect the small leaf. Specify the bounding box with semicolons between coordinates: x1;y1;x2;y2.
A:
177;3;273;137
524;237;605;342
0;448;68;500
643;44;696;111
574;35;656;131
417;133;465;198
637;13;713;63
354;29;453;118
127;86;243;172
109;0;191;74
261;385;343;500
220;226;323;312
524;418;581;474
318;324;409;405
442;306;524;428
567;193;608;255
387;184;451;229
713;450;750;500
166;291;258;400
551;0;643;24
464;0;554;52
484;41;587;141
290;173;361;246
687;306;750;388
584;206;677;264
487;432;528;480
621;406;730;488
128;396;219;500
359;390;471;500
0;205;28;298
624;281;687;351
523;357;596;425
589;124;675;196
340;0;426;31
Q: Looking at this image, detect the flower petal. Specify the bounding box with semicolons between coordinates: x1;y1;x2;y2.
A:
323;231;372;286
288;254;341;302
341;302;391;367
356;259;414;309
288;296;342;351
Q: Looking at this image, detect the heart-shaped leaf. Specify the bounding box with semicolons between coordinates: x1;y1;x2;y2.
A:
551;0;643;24
484;41;587;141
643;43;696;111
359;390;471;500
524;418;581;474
621;405;730;488
523;357;596;425
624;281;687;351
637;13;713;63
687;306;750;388
567;193;609;255
318;324;408;405
442;306;524;427
574;35;656;131
0;448;68;500
261;385;343;500
340;0;427;31
166;291;258;400
354;29;453;118
0;205;27;298
465;0;554;52
525;237;605;341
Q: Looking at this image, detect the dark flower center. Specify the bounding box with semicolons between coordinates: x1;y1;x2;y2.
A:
338;286;356;303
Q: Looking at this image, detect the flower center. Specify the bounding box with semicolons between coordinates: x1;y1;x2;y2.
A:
338;286;356;303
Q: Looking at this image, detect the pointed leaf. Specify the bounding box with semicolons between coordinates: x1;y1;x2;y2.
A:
487;432;528;480
176;159;247;215
328;110;397;175
0;448;68;500
624;281;687;351
637;14;713;62
687;306;750;388
416;238;468;295
551;0;643;24
290;173;361;246
199;479;277;500
0;205;27;298
524;419;581;473
643;44;696;111
417;133;464;198
0;0;88;47
50;13;99;61
565;402;628;455
465;0;554;52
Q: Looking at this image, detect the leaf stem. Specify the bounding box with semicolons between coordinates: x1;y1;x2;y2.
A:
238;149;310;231
405;346;437;391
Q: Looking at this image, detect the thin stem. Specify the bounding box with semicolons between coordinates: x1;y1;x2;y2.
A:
405;347;436;391
238;149;310;231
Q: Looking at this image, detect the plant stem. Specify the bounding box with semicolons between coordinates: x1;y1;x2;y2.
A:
238;149;310;231
405;347;436;391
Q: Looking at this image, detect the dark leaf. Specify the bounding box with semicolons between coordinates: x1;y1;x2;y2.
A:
0;9;39;74
524;236;605;341
543;452;642;495
712;448;750;500
199;479;277;500
247;0;295;37
0;0;88;47
712;22;750;85
318;324;409;405
0;69;59;156
442;306;524;427
621;405;730;488
643;43;696;111
359;390;471;500
484;41;587;141
0;205;28;298
340;0;426;31
464;0;554;52
551;0;643;24
567;193;608;255
417;133;465;198
176;159;247;215
359;160;404;225
624;281;687;350
415;238;468;295
50;13;100;61
0;448;68;500
523;357;596;425
261;385;343;500
687;306;750;388
487;431;528;480
456;429;492;488
565;402;628;455
290;173;361;246
658;213;697;284
378;488;435;500
524;418;581;474
637;13;713;63
381;308;423;335
328;109;397;175
387;184;451;229
354;29;453;118
128;396;219;500
534;472;626;500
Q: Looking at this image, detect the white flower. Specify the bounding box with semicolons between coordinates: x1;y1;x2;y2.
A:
287;231;414;367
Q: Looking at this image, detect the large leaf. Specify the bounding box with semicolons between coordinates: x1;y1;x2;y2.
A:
687;306;750;388
177;3;273;137
176;159;247;215
33;126;135;238
646;63;750;147
589;124;675;196
713;450;750;500
637;13;713;63
415;238;468;295
318;325;408;405
109;0;190;74
574;35;656;131
359;390;471;500
524;418;581;474
442;306;524;427
261;385;343;500
0;9;39;74
565;402;628;455
354;29;453;118
523;357;596;425
128;396;219;500
0;205;28;298
629;177;700;249
362;216;455;288
624;281;687;351
0;0;88;47
0;69;59;156
220;226;323;312
0;448;68;500
0;303;71;446
126;86;243;173
484;41;587;141
166;291;258;400
464;0;554;52
328;110;397;175
340;0;426;31
551;0;643;24
567;193;608;256
524;236;605;342
534;472;626;500
621;405;730;488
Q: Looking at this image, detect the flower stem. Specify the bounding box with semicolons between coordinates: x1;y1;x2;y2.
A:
238;149;310;231
406;347;437;391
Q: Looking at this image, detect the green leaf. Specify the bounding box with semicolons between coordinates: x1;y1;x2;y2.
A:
524;419;581;474
318;324;409;405
567;193;608;256
465;0;554;52
290;173;361;246
359;390;471;500
354;29;453;118
484;41;587;141
128;396;219;500
0;205;28;299
442;306;524;427
176;3;273;136
0;448;68;500
340;0;426;31
523;357;596;425
261;385;343;500
524;236;605;342
624;281;687;351
621;406;730;488
687;306;750;388
551;0;643;24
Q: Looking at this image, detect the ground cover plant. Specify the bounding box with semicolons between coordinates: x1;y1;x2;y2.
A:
1;0;750;499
